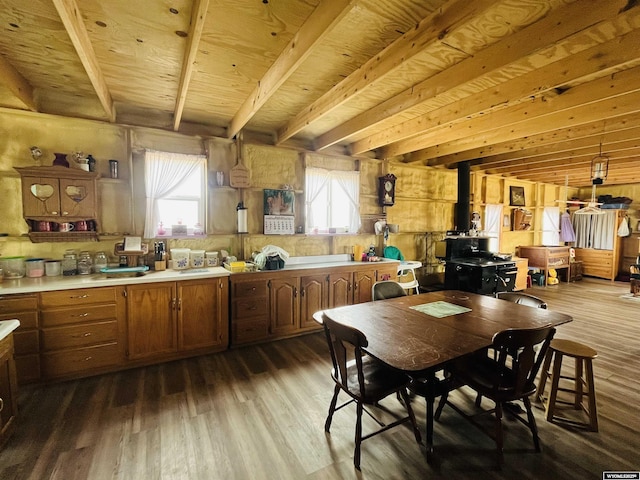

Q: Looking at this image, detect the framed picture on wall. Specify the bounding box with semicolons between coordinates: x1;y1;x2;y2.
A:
509;186;525;206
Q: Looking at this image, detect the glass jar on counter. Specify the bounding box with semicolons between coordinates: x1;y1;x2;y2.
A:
62;250;78;276
77;251;93;275
93;251;108;273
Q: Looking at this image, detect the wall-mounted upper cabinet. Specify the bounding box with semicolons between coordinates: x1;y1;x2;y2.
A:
15;166;99;242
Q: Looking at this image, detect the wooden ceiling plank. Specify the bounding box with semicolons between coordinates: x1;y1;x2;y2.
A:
475;131;640;170
0;54;37;111
418;111;640;166
276;0;497;144
173;0;209;131
52;0;115;122
227;0;357;139
382;63;640;158
351;22;640;155
488;153;640;176
318;0;630;152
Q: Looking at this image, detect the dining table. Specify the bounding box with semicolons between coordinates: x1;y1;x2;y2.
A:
317;289;573;461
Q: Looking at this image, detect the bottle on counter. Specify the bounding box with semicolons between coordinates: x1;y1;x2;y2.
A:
77;251;93;275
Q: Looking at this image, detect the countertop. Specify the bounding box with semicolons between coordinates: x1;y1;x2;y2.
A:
0;255;404;295
0;319;20;341
0;267;230;295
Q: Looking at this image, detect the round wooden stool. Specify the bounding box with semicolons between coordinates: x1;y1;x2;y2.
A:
536;338;598;432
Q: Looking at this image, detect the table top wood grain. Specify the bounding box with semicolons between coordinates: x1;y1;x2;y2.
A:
319;290;573;372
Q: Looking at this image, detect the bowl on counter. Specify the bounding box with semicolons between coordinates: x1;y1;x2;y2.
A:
1;256;26;279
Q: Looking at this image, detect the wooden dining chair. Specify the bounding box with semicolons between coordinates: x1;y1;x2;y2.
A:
372;280;407;300
495;291;548;309
317;312;421;470
435;324;556;465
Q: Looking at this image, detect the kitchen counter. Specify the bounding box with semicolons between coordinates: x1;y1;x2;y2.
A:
0;320;20;341
0;267;230;295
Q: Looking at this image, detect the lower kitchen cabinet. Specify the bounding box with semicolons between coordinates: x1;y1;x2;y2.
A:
127;278;228;361
40;287;125;380
231;262;399;346
0;294;40;385
0;334;18;449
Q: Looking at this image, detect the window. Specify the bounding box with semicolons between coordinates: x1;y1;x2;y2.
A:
143;149;206;238
305;167;360;234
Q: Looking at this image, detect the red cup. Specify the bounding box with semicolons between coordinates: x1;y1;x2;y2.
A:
75;221;88;231
36;221;52;232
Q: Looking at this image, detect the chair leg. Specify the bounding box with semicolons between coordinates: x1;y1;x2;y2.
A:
536;349;554;401
523;396;541;452
399;388;422;444
354;402;363;470
434;391;448;420
325;385;340;432
495;402;504;464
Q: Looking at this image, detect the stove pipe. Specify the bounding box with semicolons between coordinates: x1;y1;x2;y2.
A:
455;161;471;232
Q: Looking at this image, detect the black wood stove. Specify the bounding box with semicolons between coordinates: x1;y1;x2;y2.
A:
437;235;517;296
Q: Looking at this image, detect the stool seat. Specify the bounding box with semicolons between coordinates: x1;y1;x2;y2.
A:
536;338;599;432
550;339;597;359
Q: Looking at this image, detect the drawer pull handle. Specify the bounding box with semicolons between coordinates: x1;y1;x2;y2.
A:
72;313;90;318
72;332;92;338
0;398;3;412
83;356;92;362
71;294;89;299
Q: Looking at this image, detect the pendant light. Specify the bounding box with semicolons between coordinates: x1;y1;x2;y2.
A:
590;141;609;185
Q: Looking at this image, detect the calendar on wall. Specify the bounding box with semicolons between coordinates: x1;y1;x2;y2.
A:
264;215;295;235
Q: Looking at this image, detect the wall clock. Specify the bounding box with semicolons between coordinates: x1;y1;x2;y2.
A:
378;174;397;206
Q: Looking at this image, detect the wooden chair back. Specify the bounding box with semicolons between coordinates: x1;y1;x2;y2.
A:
491;325;555;399
372;280;407;300
496;291;547;309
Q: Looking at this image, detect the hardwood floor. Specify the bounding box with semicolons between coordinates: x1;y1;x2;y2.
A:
1;278;639;479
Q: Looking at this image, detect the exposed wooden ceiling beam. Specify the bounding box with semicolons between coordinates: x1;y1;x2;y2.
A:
173;0;209;132
227;0;356;140
488;153;640;177
0;54;37;111
318;0;629;152
382;65;640;159
415;112;640;166
276;0;496;144
52;0;115;122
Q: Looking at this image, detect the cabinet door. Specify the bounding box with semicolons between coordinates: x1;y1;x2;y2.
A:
21;176;61;217
353;269;376;304
59;177;97;218
328;272;352;308
300;274;327;330
126;283;177;360
178;278;228;351
0;336;18;448
269;277;299;335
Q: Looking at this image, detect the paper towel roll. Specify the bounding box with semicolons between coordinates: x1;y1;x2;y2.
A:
237;208;248;233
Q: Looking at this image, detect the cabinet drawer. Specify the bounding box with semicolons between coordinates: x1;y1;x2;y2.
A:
13;330;39;355
0;295;38;312
0;311;38;329
232;318;269;345
42;321;118;351
232;280;267;298
41;304;117;326
42;343;120;378
233;298;268;319
40;287;117;308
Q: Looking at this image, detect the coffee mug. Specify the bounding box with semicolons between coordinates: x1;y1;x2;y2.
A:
36;221;52;232
75;220;88;231
59;222;75;232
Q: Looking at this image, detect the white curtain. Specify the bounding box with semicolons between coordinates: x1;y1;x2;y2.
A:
305;167;360;233
305;167;329;231
542;207;560;246
484;204;503;252
143;149;206;238
333;170;361;234
572;210;616;249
